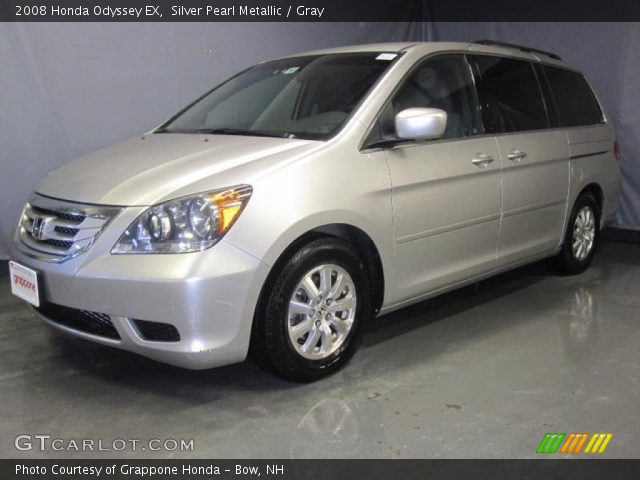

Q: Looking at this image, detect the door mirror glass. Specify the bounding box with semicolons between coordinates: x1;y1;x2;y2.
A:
395;108;447;140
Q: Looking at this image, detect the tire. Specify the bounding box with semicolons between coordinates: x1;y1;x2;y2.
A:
553;192;600;275
250;237;371;382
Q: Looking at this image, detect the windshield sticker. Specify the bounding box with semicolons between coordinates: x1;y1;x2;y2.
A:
282;67;300;74
376;53;398;61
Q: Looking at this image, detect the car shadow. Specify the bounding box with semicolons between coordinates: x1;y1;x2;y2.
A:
363;259;553;348
48;332;295;395
45;257;556;399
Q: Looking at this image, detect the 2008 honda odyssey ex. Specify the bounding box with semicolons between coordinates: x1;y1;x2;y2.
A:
9;41;621;381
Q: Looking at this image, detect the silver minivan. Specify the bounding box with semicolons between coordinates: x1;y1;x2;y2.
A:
9;41;621;381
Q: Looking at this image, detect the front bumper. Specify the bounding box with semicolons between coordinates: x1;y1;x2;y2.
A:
10;216;270;369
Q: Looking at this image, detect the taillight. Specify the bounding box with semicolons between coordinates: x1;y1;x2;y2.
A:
614;140;621;161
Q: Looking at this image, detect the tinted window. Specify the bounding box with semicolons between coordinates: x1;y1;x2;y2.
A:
373;55;481;143
471;56;549;133
543;66;604;127
533;63;560;128
163;53;395;140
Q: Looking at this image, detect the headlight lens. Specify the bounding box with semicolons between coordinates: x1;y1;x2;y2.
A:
112;185;252;254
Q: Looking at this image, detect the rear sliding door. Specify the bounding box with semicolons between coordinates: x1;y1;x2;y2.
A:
469;55;570;265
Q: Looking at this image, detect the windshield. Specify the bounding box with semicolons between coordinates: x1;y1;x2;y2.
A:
159;52;399;140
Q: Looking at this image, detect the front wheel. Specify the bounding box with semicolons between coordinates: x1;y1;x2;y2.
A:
250;237;371;382
552;192;600;274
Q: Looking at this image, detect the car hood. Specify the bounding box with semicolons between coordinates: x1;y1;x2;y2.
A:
36;133;317;206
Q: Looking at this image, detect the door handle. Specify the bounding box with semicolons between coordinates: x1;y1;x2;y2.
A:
507;149;527;162
471;154;494;167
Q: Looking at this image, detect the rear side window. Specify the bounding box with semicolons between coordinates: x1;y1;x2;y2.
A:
470;55;549;133
543;66;604;127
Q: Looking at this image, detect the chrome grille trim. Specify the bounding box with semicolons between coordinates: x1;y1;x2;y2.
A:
16;194;122;263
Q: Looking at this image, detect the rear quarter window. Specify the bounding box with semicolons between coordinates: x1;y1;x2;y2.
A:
470;55;549;134
543;66;604;127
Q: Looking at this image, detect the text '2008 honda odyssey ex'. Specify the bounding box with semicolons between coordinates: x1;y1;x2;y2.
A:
9;41;621;381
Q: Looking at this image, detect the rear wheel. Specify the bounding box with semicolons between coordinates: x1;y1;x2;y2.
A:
251;237;371;382
553;192;600;274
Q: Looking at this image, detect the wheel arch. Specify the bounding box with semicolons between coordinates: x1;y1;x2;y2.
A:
578;182;604;227
310;224;385;315
255;223;386;317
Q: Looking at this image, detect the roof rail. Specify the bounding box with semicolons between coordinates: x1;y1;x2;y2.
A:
472;40;562;60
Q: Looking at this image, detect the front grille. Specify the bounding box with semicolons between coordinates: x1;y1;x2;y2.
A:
133;319;181;342
17;195;121;262
45;239;73;249
32;205;85;223
54;226;80;236
36;302;120;339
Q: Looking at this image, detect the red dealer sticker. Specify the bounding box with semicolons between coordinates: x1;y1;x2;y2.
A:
9;261;40;307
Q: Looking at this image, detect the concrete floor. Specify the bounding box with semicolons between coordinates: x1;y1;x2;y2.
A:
1;240;638;459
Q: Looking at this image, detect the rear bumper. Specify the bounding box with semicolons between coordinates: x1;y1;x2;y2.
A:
10;239;269;369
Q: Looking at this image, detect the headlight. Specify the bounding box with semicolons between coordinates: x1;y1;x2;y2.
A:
112;185;252;254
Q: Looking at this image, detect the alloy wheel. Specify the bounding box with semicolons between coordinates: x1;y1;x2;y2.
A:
572;206;596;261
287;264;357;360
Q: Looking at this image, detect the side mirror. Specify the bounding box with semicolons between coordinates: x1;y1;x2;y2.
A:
395;108;447;141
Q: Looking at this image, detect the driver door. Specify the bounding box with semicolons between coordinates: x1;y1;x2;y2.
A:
380;54;502;302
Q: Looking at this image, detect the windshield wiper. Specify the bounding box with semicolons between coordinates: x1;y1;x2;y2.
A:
365;138;404;149
197;128;293;138
198;127;277;137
